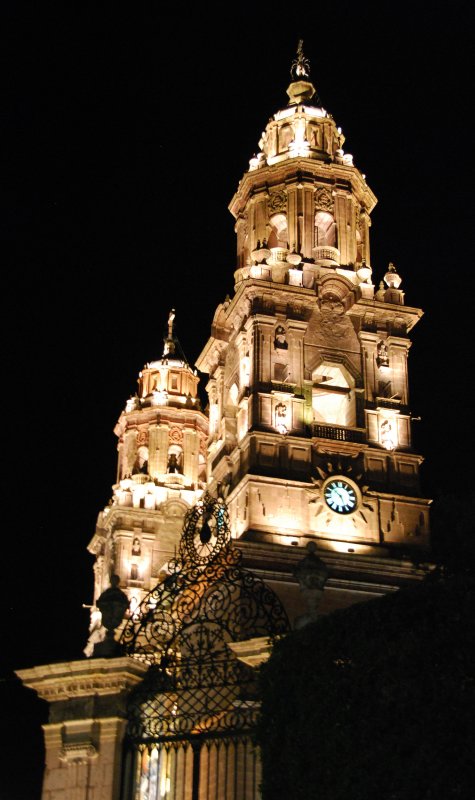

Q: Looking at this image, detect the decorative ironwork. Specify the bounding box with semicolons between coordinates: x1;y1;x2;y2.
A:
312;423;366;443
121;494;290;743
179;493;231;567
291;39;310;80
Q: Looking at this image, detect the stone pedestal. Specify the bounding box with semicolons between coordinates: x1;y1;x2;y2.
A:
17;657;148;800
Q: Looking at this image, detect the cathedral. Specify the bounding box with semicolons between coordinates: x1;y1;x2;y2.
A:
18;43;431;800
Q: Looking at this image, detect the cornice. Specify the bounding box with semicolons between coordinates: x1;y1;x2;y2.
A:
229;158;377;218
16;657;148;703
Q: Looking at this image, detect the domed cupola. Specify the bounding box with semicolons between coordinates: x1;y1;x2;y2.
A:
113;310;207;500
230;41;377;292
133;310;201;411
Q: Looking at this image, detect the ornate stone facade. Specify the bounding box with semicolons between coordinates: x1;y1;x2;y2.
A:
19;44;431;800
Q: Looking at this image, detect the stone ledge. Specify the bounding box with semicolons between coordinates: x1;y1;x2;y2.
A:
16;656;148;702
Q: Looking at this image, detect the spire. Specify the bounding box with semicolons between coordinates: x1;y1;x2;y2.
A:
160;309;191;366
163;308;176;356
287;40;318;105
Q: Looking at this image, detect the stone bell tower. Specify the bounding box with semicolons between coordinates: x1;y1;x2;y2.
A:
17;44;432;800
86;310;208;652
197;42;430;613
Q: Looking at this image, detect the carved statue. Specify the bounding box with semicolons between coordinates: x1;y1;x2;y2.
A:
377;340;389;368
293;542;329;629
274;325;288;349
92;575;129;657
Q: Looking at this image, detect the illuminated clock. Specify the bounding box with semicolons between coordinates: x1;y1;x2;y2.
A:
323;477;358;515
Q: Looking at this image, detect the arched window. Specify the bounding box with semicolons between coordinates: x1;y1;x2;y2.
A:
268;213;288;249
315;211;336;248
312;364;356;427
133;446;149;475
167;444;183;474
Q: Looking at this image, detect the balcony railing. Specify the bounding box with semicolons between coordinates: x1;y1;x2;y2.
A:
311;423;366;443
312;246;341;265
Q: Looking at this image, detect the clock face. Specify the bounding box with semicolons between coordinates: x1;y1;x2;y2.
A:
324;479;358;515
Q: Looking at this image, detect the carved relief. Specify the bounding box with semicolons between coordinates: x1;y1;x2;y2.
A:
169;426;183;444
274;325;288;349
314;187;333;212
268;189;287;214
376;340;389;368
279;124;293;151
136;428;149;446
320;300;359;344
308;124;322;148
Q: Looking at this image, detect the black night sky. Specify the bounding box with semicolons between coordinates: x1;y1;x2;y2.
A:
1;3;474;797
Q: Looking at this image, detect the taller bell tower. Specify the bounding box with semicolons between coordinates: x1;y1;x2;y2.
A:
197;43;430;610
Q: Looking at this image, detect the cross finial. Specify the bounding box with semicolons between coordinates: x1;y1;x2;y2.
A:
291;40;311;80
163;309;176;356
168;308;176;339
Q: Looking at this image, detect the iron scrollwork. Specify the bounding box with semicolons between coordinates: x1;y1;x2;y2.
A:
121;493;290;742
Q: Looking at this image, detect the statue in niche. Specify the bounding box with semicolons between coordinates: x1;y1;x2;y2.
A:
380;419;396;450
377;340;389;368
279;124;293;150
130;564;139;581
132;537;141;556
275;402;289;434
310;125;322;148
274;326;288;349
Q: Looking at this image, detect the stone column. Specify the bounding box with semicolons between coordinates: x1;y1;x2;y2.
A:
17;658;148;800
183;428;199;486
124;429;137;477
334;190;352;266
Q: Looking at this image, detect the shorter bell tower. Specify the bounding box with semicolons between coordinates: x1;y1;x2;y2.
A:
86;311;208;653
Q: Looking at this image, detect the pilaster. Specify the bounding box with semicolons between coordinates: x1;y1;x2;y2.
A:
17;658;148;800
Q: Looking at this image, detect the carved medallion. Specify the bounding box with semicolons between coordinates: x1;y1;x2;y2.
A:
136;428;149;446
169;426;183;444
268;189;287;214
314;187;333;212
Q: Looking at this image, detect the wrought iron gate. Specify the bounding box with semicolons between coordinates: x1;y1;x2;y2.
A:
120;494;290;800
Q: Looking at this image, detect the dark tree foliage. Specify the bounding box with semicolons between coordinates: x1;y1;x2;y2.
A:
258;573;475;800
429;493;475;580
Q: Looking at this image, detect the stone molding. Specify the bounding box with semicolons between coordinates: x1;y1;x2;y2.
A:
16;656;148;703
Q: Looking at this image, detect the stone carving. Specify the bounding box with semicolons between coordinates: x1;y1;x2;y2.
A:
169;426;183;444
274;325;288;349
275;402;288;434
314;186;333;212
92;575;129;658
380;418;396;450
293;542;329;629
305;302;360;354
136;429;148;446
377;340;389;368
268;189;287;213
